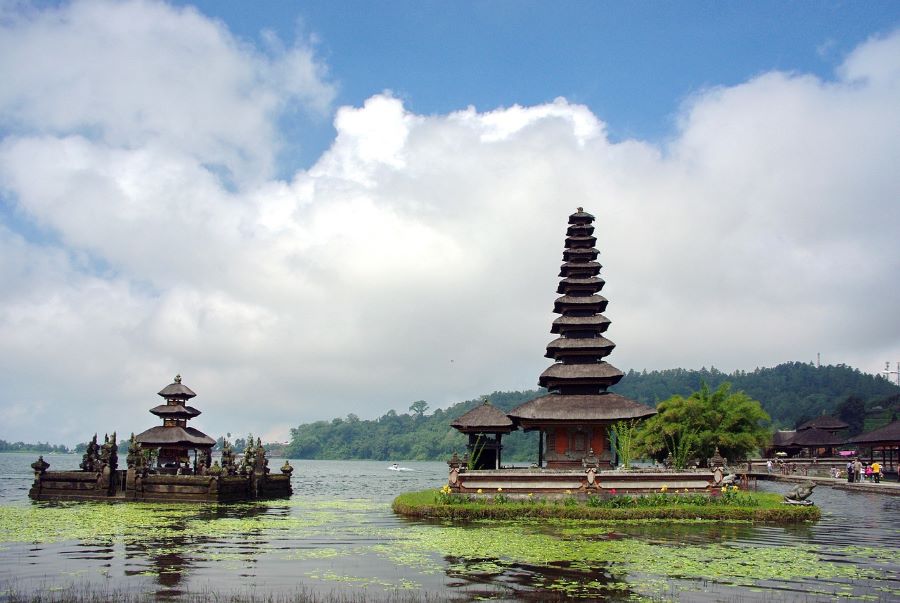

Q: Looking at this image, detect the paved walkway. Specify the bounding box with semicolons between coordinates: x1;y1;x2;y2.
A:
747;471;900;495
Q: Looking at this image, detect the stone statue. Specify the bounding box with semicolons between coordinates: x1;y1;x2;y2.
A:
447;452;462;470
31;455;49;478
253;443;268;475
221;440;236;475
280;460;294;476
107;431;118;472
80;434;99;472
126;433;142;469
784;481;816;505
708;447;726;469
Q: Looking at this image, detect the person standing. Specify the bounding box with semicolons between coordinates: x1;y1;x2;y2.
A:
854;458;864;483
767;459;773;474
847;460;855;483
872;461;882;483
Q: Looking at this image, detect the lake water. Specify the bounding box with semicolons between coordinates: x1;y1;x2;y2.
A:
0;453;898;601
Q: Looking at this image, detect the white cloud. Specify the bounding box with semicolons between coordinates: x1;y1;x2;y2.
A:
0;0;335;185
0;5;898;444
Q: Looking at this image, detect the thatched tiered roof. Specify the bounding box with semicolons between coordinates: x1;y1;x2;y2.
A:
847;420;900;445
136;375;214;449
450;401;514;434
789;427;845;447
509;208;655;426
797;416;849;432
135;426;215;447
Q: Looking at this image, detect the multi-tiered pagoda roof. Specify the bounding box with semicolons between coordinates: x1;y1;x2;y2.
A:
135;375;215;448
509;208;655;428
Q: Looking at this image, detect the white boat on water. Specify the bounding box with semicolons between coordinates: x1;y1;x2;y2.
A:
388;463;413;472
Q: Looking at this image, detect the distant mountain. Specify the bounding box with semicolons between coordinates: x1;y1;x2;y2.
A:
283;362;899;461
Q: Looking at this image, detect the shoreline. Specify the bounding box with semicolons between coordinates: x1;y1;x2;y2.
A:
749;472;900;496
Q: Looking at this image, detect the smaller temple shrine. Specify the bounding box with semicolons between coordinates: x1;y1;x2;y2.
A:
29;375;292;502
450;400;514;470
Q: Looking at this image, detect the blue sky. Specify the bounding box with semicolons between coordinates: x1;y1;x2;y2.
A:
178;1;900;172
1;1;899;444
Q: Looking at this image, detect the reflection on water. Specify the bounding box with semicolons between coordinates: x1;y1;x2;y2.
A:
1;453;898;601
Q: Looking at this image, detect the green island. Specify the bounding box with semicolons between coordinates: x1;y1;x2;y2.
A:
393;487;821;523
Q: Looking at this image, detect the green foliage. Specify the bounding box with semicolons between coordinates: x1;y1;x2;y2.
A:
664;430;697;470
836;395;867;435
608;420;639;468
0;440;70;454
466;435;486;470
634;382;770;464
408;400;429;418
284;389;542;461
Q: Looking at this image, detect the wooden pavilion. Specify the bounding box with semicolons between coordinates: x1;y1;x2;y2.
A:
507;208;655;469
450;400;514;469
846;420;900;474
796;416;849;434
788;427;845;458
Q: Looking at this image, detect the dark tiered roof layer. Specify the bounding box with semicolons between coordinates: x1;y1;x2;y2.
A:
135;425;215;447
545;336;616;358
565;235;597;248
772;431;798;446
149;404;201;418
538;362;624;389
553;294;608;314
508;393;656;422
847;420;900;445
551;315;611;334
559;261;601;277
556;277;605;295
797;416;849;431
158;376;196;400
566;224;594;237
788;428;845;447
450;402;514;434
562;247;599;262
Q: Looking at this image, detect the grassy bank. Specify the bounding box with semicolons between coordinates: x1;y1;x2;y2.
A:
393;488;820;523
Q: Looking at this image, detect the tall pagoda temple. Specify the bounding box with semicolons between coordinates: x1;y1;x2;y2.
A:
508;208;655;469
135;374;216;471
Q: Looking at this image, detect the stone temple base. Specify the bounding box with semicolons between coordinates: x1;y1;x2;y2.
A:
29;468;291;503
448;467;725;495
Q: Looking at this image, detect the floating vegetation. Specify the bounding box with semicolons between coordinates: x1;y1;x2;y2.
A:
0;501;355;545
0;485;895;602
378;520;887;599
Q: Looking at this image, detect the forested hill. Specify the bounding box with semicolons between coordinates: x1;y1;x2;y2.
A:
611;362;898;430
283;362;899;461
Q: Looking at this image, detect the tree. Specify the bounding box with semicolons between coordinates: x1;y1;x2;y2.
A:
409;400;430;418
836;395;866;435
634;382;770;466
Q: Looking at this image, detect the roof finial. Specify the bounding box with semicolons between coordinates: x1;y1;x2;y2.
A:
174;374;182;383
577;206;583;213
